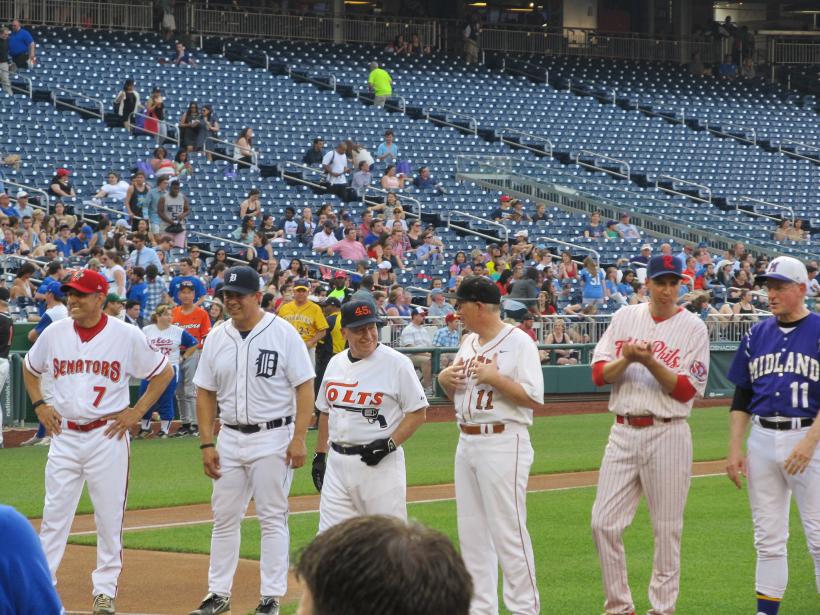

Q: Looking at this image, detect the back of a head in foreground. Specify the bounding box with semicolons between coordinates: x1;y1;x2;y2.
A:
295;515;473;615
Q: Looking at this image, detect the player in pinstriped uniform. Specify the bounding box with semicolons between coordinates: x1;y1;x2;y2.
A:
437;276;543;615
190;266;315;615
590;255;710;615
725;256;820;615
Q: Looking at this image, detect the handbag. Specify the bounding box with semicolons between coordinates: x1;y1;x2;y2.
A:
165;222;184;234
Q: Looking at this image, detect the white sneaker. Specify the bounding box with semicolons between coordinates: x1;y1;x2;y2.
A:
34;436;52;447
20;435;42;446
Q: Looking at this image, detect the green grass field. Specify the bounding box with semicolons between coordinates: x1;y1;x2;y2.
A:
69;476;819;615
0;408;732;517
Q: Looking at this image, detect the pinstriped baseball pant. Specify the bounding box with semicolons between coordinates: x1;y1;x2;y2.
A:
591;420;692;615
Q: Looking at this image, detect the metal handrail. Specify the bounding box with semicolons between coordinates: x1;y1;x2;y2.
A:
425;107;478;135
446;211;509;244
81;200;143;221
52;86;104;119
1;180;51;215
130;111;181;146
533;235;600;265
188;230;254;250
655;175;712;204
736;196;794;224
205;135;258;166
362;186;422;219
499;128;554;158
10;74;32;99
778;139;820;163
281;160;327;190
708;123;757;145
575;150;631;180
385;96;407;113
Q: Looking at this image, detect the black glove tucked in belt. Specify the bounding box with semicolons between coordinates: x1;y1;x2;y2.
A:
359;438;397;466
312;452;326;492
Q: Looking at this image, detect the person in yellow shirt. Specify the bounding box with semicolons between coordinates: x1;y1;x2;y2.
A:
367;61;393;108
277;278;329;365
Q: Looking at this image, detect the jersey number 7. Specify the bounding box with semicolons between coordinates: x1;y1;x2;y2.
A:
92;386;107;408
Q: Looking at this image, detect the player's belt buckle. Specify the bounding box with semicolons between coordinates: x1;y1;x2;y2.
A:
616;415;674;428
66;418;108;432
330;442;368;455
459;423;505;435
223;415;294;434
757;416;814;431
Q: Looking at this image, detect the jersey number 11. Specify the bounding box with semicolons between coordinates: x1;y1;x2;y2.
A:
475;389;494;411
791;382;808;409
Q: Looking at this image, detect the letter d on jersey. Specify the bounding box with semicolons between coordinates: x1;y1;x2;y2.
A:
255;350;278;378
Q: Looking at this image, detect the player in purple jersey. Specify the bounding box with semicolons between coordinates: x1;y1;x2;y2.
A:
726;256;820;615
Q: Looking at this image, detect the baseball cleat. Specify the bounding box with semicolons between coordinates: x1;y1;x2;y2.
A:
255;597;279;615
156;431;169;439
189;592;231;615
172;426;191;437
189;426;200;437
135;429;152;439
92;593;115;614
19;435;42;446
34;436;52;447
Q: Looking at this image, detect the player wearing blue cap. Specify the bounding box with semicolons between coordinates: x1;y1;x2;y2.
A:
726;256;820;615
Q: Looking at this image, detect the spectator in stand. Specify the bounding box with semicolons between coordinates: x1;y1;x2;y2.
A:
331;227;368;261
149;146;175;180
278;278;329;366
433;312;460;368
322;142;350;198
0;27;10;96
302;137;325;167
675;243;694;269
558;250;579;280
688;51;711;77
615;212;640;240
179;101;206;152
413;165;440;192
312;220;338;254
14;191;35;219
489;195;512;221
172;41;197;67
719;54;738;79
415;230;444;264
510;230;534;261
173;150;194;178
144;88;167;145
274;206;298;237
157;179;190;249
233;127;257;168
580;256;607;306
789;218;808;241
53;224;73;258
400;306;433;392
127;232;162;270
0;192;16;218
532;202;548;223
544;318;579;365
114;79;140;132
463;14;480;64
238;188;262;221
805;263;819;298
296;207;317;244
168;256;206;304
366;190;402;216
367;61;393;108
408;32;431;55
10;262;35;301
427;288;455;317
143;263;169;315
510;199;530;222
375;129;398;165
604;220;620;239
632;243;652;267
583;211;605;238
48;168;76;199
351;161;372;197
381;164;409;191
127;266;148;320
94;171;130;203
740;56;755;79
385;206;407;233
9;19;36;69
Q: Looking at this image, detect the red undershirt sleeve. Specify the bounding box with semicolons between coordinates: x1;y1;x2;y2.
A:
592;361;608;387
670;374;697;403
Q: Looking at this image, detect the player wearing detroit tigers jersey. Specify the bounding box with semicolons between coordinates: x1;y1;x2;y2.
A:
191;266;315;615
590;255;709;615
22;269;172;615
437;276;543;615
726;256;820;615
313;300;427;532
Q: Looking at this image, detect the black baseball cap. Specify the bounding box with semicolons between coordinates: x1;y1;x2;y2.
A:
221;265;260;295
178;280;196;290
341;300;381;329
455;275;501;305
324;297;342;308
646;255;685;280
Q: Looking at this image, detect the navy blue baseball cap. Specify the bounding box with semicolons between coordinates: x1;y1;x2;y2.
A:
646;255;685;280
221;266;260;295
341;300;381;329
455;275;501;304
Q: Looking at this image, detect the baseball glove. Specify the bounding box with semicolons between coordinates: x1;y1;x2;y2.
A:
359;438;397;466
311;452;326;492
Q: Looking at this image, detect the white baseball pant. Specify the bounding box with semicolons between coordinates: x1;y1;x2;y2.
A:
591;420;692;615
176;349;200;426
318;446;407;533
0;357;8;446
39;422;130;598
455;424;540;615
208;423;294;598
746;421;820;598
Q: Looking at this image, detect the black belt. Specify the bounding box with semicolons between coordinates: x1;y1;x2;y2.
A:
331;442;369;455
758;417;814;431
223;415;293;434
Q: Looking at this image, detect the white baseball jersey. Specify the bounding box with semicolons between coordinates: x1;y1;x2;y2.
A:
25;315;168;421
142;323;197;366
453;324;543;425
316;344;428;446
193;312;314;424
592;303;710;417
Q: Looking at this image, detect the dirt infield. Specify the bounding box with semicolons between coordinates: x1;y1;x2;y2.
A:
50;460;727;614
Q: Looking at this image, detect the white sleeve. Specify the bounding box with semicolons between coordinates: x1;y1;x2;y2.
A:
592;310;622;364
399;326;412;347
24;325;54;375
192;330;219;391
127;325;168;380
283;325;315;387
321;151;333;167
396;354;428;414
681;318;710;396
512;332;544;404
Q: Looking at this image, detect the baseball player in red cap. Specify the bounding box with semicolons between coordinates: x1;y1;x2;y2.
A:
23;268;173;615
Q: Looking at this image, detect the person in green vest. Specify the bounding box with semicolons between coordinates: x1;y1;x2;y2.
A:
328;271;350;303
367;61;393;108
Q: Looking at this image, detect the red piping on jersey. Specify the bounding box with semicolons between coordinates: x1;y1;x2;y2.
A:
592;361;608;387
650;307;683;323
74;313;108;343
670;375;696;403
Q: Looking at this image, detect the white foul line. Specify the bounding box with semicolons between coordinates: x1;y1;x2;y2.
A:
68;473;726;538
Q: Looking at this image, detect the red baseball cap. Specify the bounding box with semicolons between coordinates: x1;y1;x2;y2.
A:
445;313;458;323
56;168;71;177
61;269;109;295
334;270;347;279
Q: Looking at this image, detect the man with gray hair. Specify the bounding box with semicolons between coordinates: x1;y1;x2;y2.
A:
367;61;393;108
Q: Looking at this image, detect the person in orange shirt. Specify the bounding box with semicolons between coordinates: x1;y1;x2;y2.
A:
172;280;211;436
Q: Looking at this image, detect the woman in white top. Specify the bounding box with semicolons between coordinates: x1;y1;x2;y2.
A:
137;304;199;437
233;127;257;168
384;206;408;232
94;171;131;202
101;249;127;297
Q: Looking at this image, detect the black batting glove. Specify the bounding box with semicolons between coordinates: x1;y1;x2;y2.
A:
312;452;327;492
359;438;397;466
